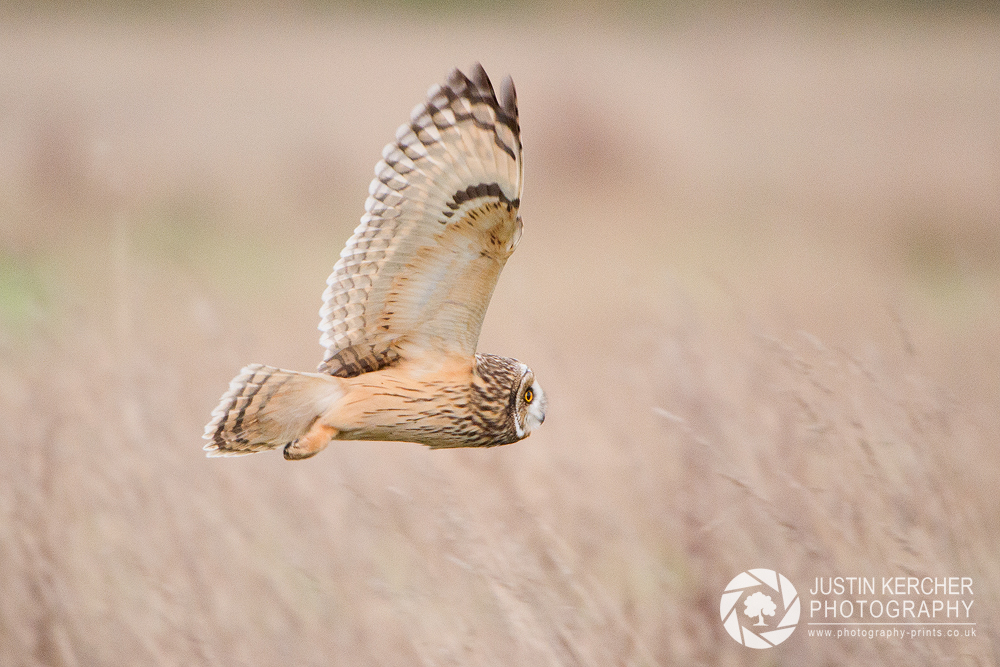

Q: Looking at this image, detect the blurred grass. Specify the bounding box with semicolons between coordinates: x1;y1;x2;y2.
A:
1;8;998;666
0;252;47;335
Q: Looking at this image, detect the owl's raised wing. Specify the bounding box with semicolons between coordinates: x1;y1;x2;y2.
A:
318;64;523;377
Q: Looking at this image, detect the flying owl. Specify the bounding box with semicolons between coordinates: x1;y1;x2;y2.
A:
204;63;546;460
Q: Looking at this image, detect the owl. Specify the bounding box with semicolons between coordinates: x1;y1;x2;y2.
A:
204;63;546;460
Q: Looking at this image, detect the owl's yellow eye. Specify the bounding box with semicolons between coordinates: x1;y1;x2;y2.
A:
523;387;534;404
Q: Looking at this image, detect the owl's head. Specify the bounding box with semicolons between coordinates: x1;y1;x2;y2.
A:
512;365;546;439
473;353;546;445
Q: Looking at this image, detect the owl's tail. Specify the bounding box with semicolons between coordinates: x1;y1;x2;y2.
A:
203;364;344;460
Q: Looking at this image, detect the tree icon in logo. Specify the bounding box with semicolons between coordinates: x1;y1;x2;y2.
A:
744;591;777;626
720;569;800;648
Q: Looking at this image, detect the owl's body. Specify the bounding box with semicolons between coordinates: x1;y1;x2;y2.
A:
204;64;546;460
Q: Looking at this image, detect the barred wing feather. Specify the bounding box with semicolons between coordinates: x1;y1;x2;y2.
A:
318;64;523;377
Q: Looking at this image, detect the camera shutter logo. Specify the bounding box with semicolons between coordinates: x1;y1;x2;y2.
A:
720;569;800;648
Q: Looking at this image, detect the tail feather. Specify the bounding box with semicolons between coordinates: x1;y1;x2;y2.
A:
203;364;344;457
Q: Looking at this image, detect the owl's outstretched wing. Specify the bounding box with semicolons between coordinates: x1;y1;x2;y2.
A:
318;63;523;377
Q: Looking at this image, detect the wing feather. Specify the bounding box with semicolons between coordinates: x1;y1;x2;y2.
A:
318;64;523;377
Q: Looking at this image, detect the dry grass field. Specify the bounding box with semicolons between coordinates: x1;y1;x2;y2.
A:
1;6;998;665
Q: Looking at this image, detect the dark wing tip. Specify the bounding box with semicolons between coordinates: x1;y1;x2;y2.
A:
446;66;469;92
468;62;494;96
448;63;518;124
446;63;513;112
498;75;517;117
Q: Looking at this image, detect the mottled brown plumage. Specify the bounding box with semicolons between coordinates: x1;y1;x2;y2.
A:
204;64;546;460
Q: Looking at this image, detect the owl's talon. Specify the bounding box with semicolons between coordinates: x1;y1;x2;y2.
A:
283;442;320;460
283;420;337;460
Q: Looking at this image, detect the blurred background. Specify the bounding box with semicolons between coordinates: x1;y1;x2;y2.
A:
1;2;997;665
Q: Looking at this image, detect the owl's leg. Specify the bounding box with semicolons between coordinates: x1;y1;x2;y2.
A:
283;419;338;460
